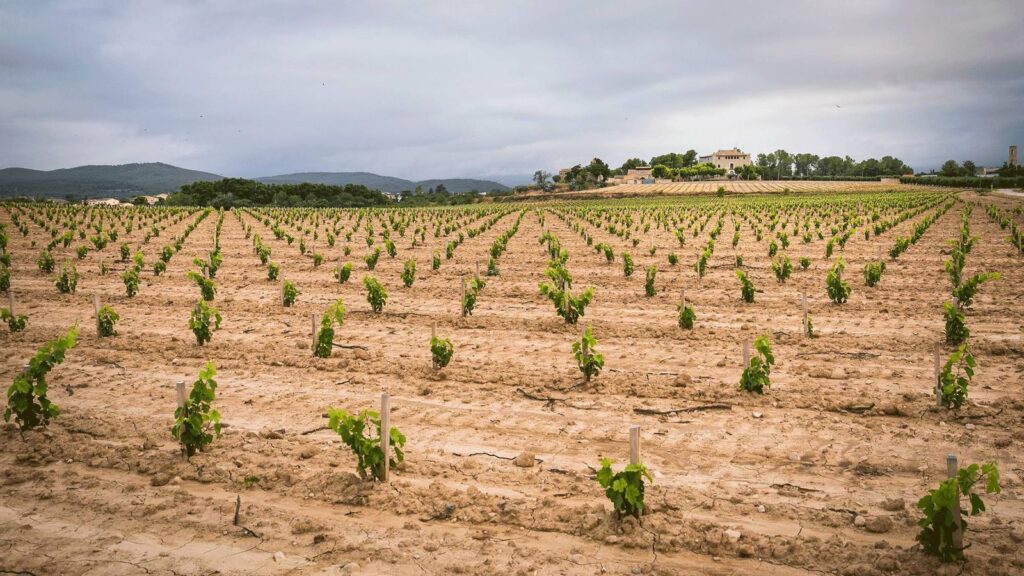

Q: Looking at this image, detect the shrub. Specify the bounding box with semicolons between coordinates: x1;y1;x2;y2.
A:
315;300;346;358
573;326;604;382
430;335;454;369
952;272;1000;309
739;334;774;393
799;256;810;269
4;325;77;432
364;247;381;270
596;458;652;519
771;254;792;283
363;275;387;313
943;302;969;344
825;258;851;304
76;245;89;260
36;250;55;273
667;252;678;266
939;343;974;409
119;243;131;262
96;304;119;337
186;270;217;301
153;260;166;276
695;249;709;280
401;258;416;288
326;407;406;481
486;257;499;276
385;239;397;258
1;307;28;332
735;269;756;303
312;252;323;267
677;303;695;329
917;461;1000;562
122;267;140;297
333;262;352;283
189;300;222;345
171;361;222;459
432;251;441;270
282;280;299;307
863;260;886;287
622;253;634;277
540;279;594;324
55;262;79;294
644;265;657;297
267;262;280;280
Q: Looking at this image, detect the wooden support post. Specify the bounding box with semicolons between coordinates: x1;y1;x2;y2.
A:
431;322;437;340
680;288;686;309
7;291;14;317
802;292;808;335
743;340;750;369
947;454;963;550
311;313;318;354
629;425;641;465
176;380;187;408
93;294;101;333
380;393;391;482
475;261;480;277
934;349;942;406
461;277;467;317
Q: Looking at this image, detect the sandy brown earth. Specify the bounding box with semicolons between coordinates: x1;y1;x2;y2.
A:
1;190;1023;576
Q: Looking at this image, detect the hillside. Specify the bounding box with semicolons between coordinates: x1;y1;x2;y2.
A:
255;172;509;194
0;162;223;198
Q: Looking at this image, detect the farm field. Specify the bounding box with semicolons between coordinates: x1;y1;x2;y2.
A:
1;190;1024;575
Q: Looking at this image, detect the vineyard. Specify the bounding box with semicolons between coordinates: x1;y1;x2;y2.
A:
1;189;1023;575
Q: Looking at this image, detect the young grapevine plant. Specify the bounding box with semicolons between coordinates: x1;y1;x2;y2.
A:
596;458;653;520
363;275;387;313
333;262;352;284
917;462;1000;563
326;407;406;482
55;262;79;294
644;265;657;297
740;334;774;393
939;343;974;409
189;300;222;345
572;326;604;382
4;325;78;432
315;299;346;358
171;361;222;459
186;270;217;301
96;304;119;337
1;307;28;332
943;302;969;344
677;302;695;329
735;269;756;303
825;258;852;304
401;258;416;288
282;280;299;307
430;335;454;369
863;260;886;287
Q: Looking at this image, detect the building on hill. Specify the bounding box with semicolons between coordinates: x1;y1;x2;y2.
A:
699;149;752;171
607;166;655;185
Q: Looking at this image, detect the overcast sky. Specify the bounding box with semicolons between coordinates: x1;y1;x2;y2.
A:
1;1;1022;179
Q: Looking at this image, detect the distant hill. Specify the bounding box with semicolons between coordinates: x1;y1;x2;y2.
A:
0;163;510;199
255;172;509;194
0;162;223;198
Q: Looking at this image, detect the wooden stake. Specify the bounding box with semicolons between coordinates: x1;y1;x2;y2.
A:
947;454;963;550
311;313;318;354
176;380;187;408
802;291;808;335
380;393;391;482
7;291;14;317
680;288;686;309
629;425;641;465
431;322;437;340
934;349;942;406
743;340;750;368
461;277;467;317
93;294;101;333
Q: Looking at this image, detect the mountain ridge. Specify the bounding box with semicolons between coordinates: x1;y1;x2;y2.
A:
0;162;510;198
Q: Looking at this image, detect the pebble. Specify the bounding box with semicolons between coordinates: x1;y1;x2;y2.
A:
724;529;742;542
854;515;867;527
752;412;763;419
342;562;359;573
866;515;894;534
965;423;976;430
273;551;285;563
756;505;766;513
514;451;536;468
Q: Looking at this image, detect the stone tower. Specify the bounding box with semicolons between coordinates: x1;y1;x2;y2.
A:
1011;145;1018;167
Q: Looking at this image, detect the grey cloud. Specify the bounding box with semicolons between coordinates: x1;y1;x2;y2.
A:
1;0;1021;178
